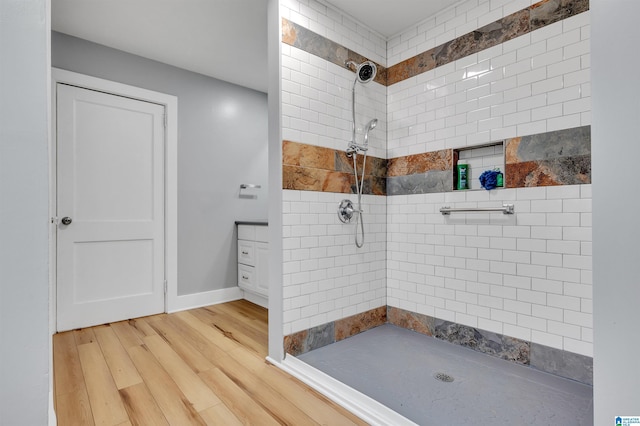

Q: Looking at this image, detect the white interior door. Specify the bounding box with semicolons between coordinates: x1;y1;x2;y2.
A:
56;83;165;331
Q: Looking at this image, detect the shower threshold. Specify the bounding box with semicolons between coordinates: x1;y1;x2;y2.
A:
295;324;593;425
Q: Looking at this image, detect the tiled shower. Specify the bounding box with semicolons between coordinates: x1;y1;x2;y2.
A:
279;0;592;384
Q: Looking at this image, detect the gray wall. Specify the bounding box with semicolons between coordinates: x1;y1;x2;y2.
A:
0;1;50;423
592;1;640;422
52;32;269;296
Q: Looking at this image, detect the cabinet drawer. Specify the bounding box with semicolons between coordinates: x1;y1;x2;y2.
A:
237;240;255;266
238;264;255;289
237;225;255;241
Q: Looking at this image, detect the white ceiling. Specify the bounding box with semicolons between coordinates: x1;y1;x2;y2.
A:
52;0;455;93
325;0;455;39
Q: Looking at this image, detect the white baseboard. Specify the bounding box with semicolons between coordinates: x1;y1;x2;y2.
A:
49;389;56;425
242;290;268;308
168;286;244;313
268;355;417;426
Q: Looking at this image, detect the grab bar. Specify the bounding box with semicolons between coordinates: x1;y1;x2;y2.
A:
440;204;514;215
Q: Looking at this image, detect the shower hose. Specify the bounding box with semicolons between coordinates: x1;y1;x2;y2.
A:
352;150;367;248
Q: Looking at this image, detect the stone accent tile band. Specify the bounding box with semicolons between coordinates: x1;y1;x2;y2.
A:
282;18;387;86
384;125;590;195
284;126;590;195
387;10;528;85
283;306;387;356
530;342;593;385
386;149;454;196
335;306;387;342
386;305;434;336
387;150;452;177
434;319;530;365
387;170;453;196
282;140;387;195
505;125;591;188
282;0;589;87
388;306;530;365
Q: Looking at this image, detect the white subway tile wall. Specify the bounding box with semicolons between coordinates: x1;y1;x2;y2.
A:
282;41;387;158
283;190;387;336
280;0;592;357
387;185;592;356
281;0;388;337
387;12;591;158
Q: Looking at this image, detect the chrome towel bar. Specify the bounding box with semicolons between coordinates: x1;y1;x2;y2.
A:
440;204;514;215
240;184;261;189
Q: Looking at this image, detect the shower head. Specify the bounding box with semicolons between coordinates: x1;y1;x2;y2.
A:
345;60;378;84
357;61;377;83
363;118;378;146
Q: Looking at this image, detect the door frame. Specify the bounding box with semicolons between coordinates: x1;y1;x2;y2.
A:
50;68;179;332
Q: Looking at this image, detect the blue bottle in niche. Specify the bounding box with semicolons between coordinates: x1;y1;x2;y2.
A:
457;159;468;190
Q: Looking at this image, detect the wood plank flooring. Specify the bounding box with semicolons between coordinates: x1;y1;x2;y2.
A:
53;300;367;425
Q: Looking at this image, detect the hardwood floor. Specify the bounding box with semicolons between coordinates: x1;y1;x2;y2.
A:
53;300;367;425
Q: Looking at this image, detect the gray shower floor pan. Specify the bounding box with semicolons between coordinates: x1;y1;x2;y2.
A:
298;324;593;425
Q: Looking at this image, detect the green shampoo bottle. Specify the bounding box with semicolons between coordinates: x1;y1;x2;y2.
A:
457;160;468;190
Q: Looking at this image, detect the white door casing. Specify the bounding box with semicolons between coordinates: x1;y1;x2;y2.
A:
56;83;164;330
52;69;178;331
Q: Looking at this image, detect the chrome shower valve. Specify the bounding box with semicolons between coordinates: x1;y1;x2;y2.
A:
338;199;357;223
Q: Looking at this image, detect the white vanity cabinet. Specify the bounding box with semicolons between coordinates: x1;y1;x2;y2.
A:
237;223;268;308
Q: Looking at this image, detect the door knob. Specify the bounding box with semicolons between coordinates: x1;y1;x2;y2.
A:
61;217;73;225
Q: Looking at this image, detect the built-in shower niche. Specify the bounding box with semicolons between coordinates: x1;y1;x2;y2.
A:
453;141;505;191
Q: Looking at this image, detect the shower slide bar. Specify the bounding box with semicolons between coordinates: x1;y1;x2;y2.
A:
440;204;515;215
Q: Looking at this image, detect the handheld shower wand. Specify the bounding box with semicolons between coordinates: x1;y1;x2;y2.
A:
363;118;378;147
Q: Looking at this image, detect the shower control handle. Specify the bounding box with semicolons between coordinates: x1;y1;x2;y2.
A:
338;199;357;223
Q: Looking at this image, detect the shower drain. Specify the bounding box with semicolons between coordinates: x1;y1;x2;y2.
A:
434;372;454;383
